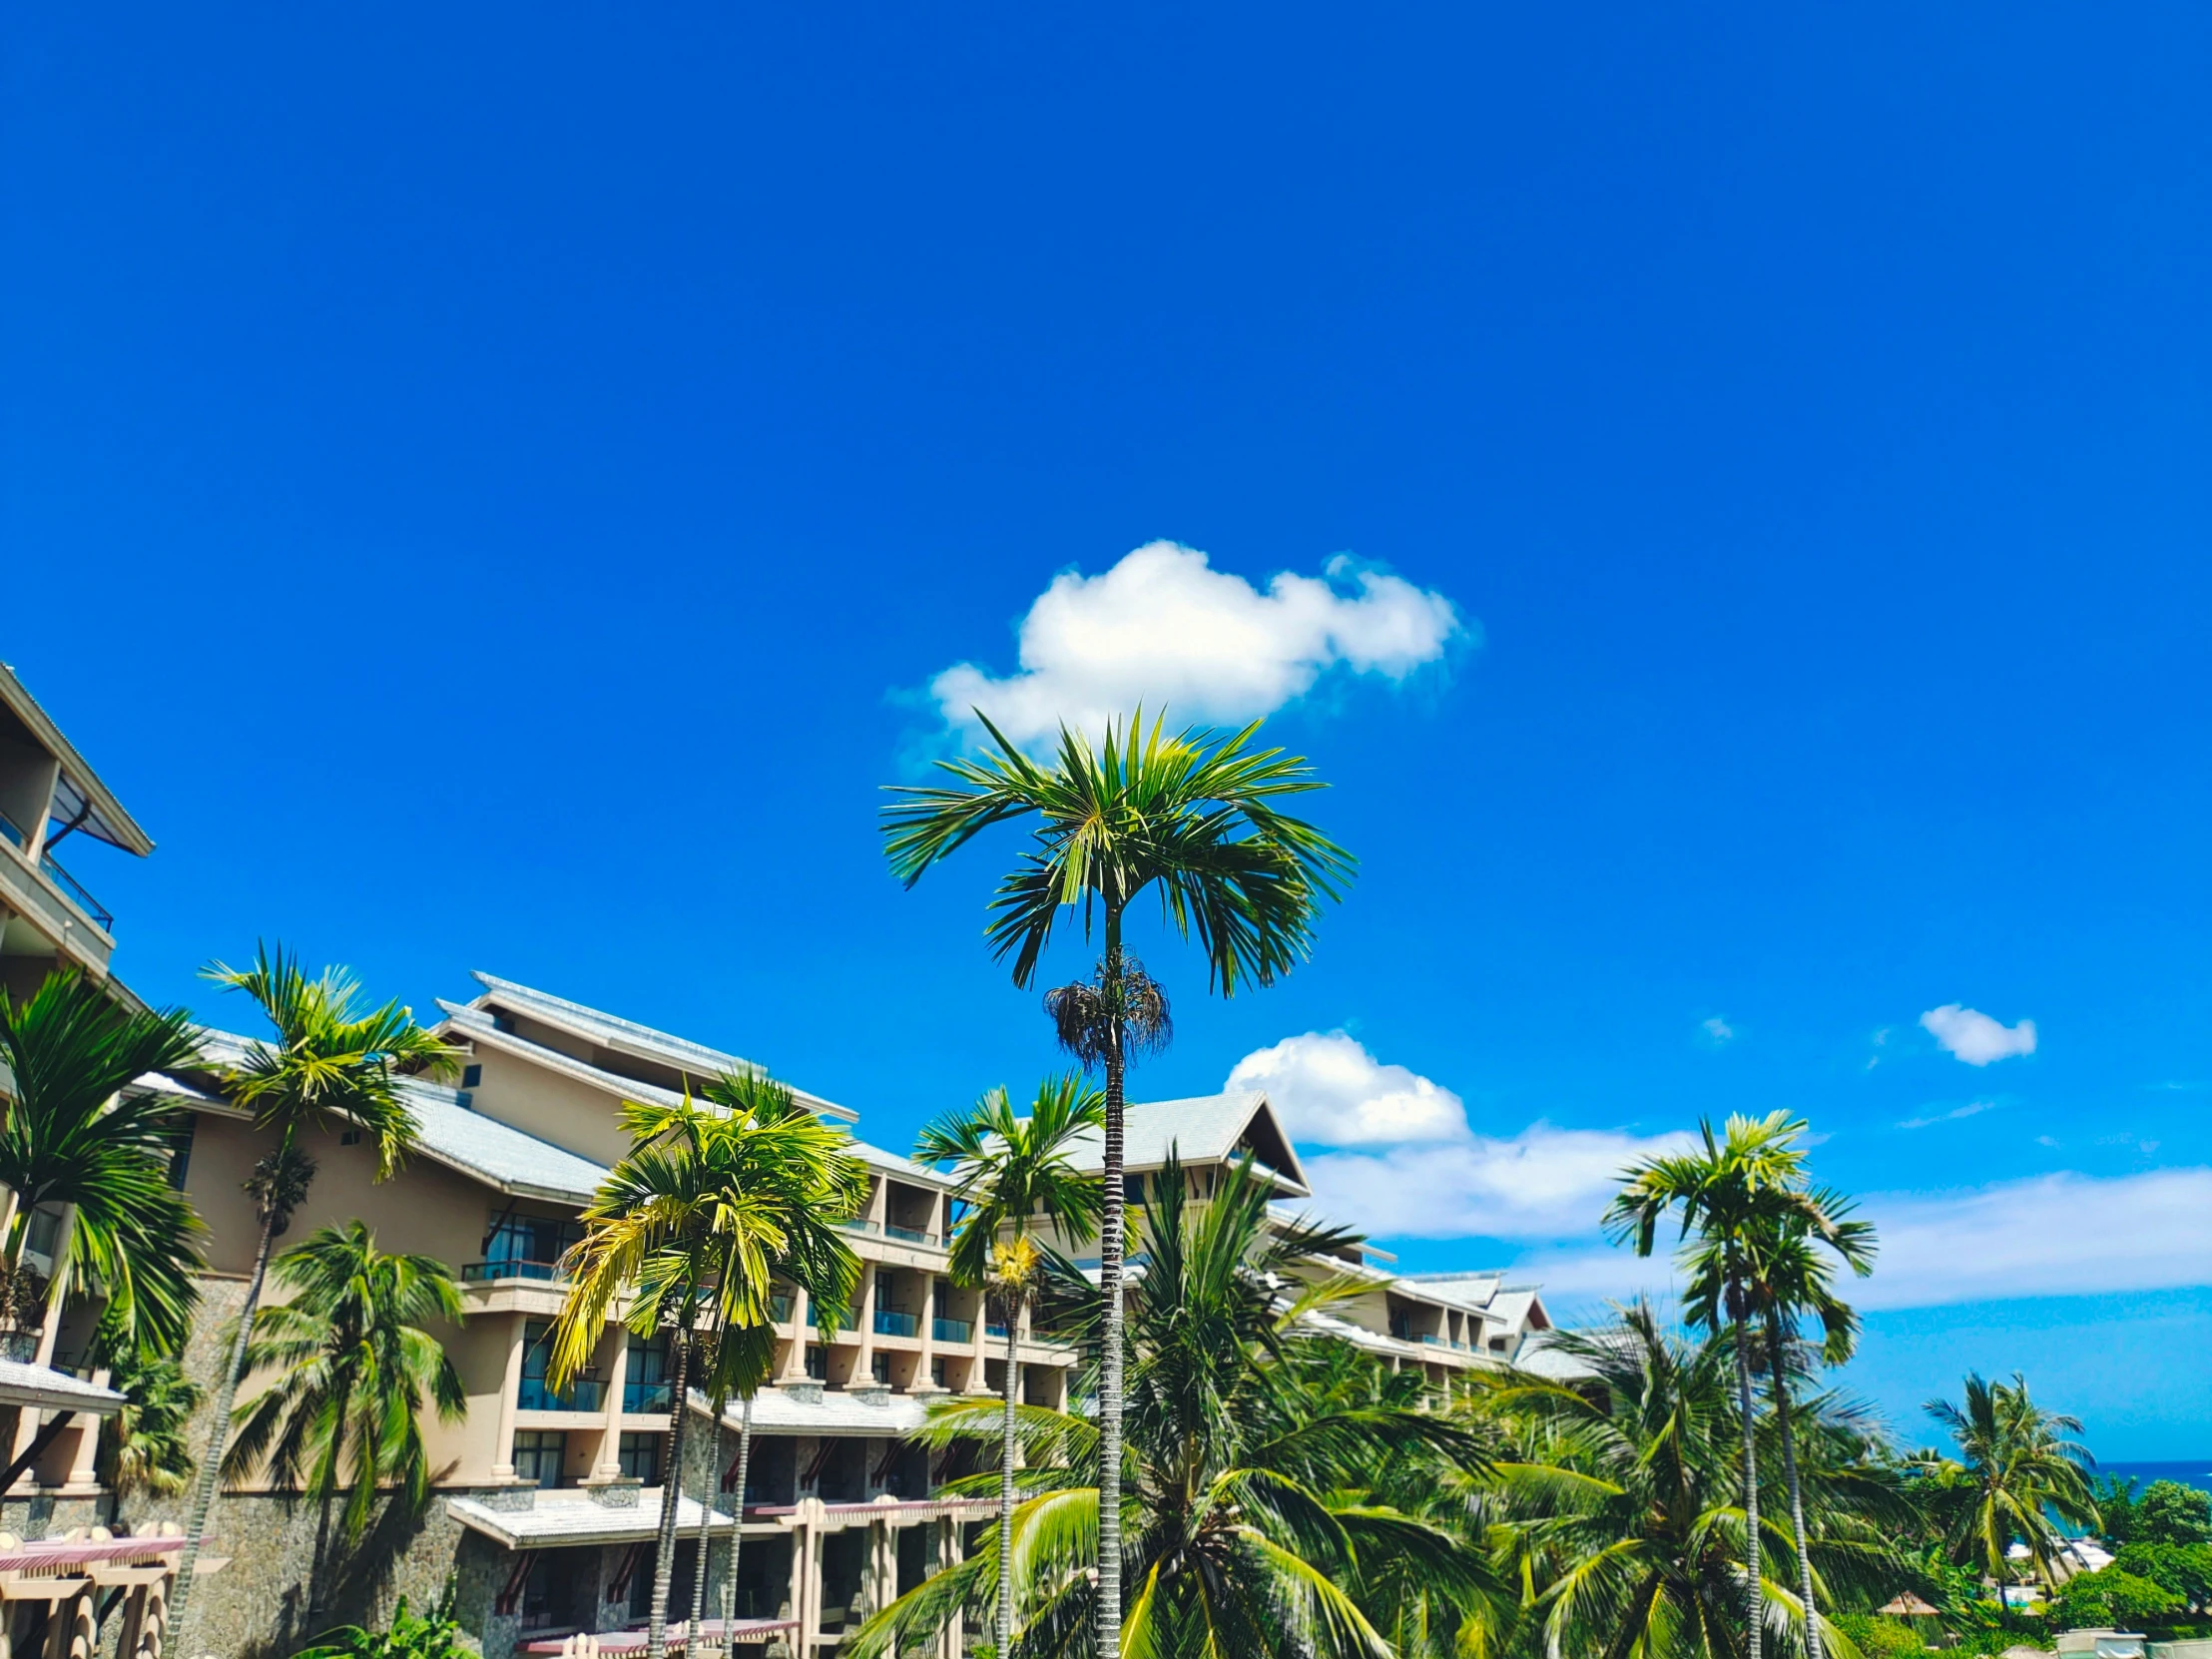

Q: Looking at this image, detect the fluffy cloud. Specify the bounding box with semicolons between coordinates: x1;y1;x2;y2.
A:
929;541;1464;744
1477;1167;2212;1313
1897;1099;1999;1130
1920;1004;2037;1066
1302;1126;1698;1241
1227;1031;1468;1146
1700;1016;1736;1045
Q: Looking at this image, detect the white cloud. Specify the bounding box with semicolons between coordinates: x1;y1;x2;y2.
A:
1920;1004;2037;1066
928;541;1464;745
1482;1167;2212;1314
1227;1031;1468;1147
1302;1125;1699;1242
1700;1016;1736;1045
1898;1099;1999;1130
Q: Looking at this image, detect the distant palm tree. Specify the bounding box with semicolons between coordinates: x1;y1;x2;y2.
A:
916;1074;1104;1659
550;1074;866;1659
1607;1112;1830;1659
0;968;205;1359
222;1220;467;1624
171;944;455;1642
1917;1372;2098;1587
848;1153;1472;1659
883;711;1353;1657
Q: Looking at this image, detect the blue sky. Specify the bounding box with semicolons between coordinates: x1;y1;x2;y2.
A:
6;3;2208;1455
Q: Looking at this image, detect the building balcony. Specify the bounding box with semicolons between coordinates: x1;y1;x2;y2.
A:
769;1293;793;1324
931;1317;972;1344
0;813;116;966
518;1377;601;1412
462;1259;566;1284
872;1309;918;1339
623;1379;673;1412
839;1219;943;1251
985;1322;1010;1340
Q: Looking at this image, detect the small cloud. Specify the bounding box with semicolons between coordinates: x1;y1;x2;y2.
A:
1920;1004;2037;1066
2036;1135;2060;1149
1700;1016;1736;1046
1899;1099;2000;1131
2148;1081;2212;1093
924;542;1466;746
1227;1031;1468;1147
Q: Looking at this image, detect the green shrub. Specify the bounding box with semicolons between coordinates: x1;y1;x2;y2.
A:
292;1587;470;1659
2114;1541;2212;1607
2136;1483;2212;1548
2049;1566;2184;1629
1834;1613;1932;1658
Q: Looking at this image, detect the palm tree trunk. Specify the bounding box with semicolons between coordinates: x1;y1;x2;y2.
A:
1764;1316;1823;1659
997;1295;1021;1658
646;1317;695;1658
170;1190;281;1642
1731;1296;1765;1659
722;1391;754;1659
1094;901;1127;1659
686;1415;719;1659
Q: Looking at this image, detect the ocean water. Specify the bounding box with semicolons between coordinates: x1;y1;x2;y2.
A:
2098;1460;2212;1495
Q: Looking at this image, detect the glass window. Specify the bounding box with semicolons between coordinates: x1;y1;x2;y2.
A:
618;1430;662;1484
871;1353;890;1384
625;1331;672;1412
512;1429;568;1488
165;1120;196;1192
930;1359;947;1388
485;1215;582;1279
805;1345;827;1381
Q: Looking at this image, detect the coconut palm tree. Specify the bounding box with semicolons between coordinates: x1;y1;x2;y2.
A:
170;944;455;1642
1605;1112;1829;1659
1724;1198;1878;1659
549;1072;866;1659
883;710;1353;1657
0;968;206;1360
1917;1372;2098;1588
1469;1304;1912;1659
222;1220;467;1624
846;1152;1475;1659
915;1074;1105;1659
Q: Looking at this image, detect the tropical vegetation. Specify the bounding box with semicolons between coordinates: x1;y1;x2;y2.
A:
171;944;454;1644
222;1220;468;1624
294;1584;470;1659
883;708;1353;1658
548;1069;867;1659
915;1073;1105;1659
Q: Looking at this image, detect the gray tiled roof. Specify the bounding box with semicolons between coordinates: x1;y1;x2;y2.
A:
0;1359;124;1414
155;1029;609;1205
1061;1092;1310;1193
446;1489;736;1548
716;1386;932;1437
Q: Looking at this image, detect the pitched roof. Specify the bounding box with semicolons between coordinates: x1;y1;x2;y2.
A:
715;1385;933;1437
1062;1092;1310;1196
464;972;856;1122
160;1029;610;1204
0;1359;124;1414
0;663;153;855
446;1489;736;1548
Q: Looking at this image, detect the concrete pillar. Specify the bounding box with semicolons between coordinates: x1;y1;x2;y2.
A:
593;1329;631;1480
492;1315;527;1479
781;1288;811;1382
852;1267;877;1386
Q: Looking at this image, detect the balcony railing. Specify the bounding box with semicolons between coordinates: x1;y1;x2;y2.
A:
462;1259;565;1284
624;1378;673;1412
0;812;115;934
839;1219;880;1237
932;1316;972;1344
884;1223;939;1247
985;1322;1011;1341
769;1294;793;1324
873;1309;918;1339
518;1377;601;1411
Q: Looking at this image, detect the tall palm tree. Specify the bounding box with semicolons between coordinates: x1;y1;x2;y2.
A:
1606;1112;1828;1659
1917;1372;2098;1588
1727;1199;1877;1659
222;1220;467;1624
0;968;206;1360
883;710;1352;1657
170;944;454;1642
847;1152;1474;1659
916;1074;1105;1659
549;1073;866;1659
